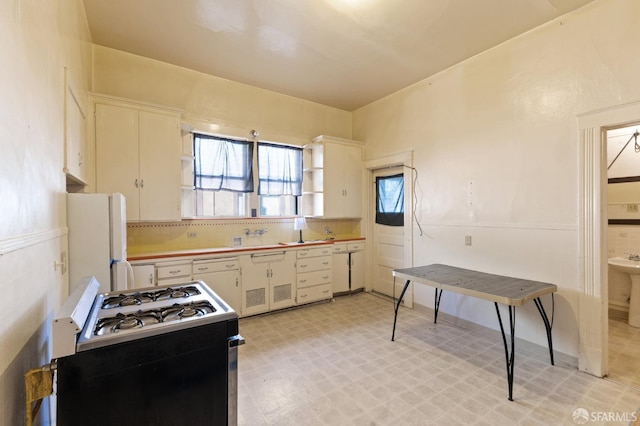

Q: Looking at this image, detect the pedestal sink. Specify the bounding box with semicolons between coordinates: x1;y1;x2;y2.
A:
608;257;640;327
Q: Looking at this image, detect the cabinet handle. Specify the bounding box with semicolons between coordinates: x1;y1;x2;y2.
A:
135;179;139;188
147;273;153;284
78;153;83;167
322;262;329;266
169;269;181;275
225;264;235;268
140;179;144;188
322;290;329;294
300;264;307;268
197;267;208;272
300;294;307;298
300;279;307;283
322;275;329;280
235;278;238;287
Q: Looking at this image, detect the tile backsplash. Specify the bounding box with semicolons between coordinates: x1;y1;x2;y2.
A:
127;218;362;256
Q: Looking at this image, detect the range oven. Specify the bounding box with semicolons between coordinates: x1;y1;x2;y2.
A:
52;276;244;425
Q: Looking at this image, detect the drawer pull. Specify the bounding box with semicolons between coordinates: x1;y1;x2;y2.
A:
300;294;307;298
225;264;235;268
170;270;181;275
322;276;329;280
300;279;307;283
197;267;208;272
322;262;329;266
322;290;330;294
300;264;307;268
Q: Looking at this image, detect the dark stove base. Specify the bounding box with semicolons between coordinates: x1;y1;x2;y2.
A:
56;319;237;426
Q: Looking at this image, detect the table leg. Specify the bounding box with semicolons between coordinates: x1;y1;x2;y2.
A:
434;288;443;324
495;303;516;401
391;279;411;341
533;296;555;365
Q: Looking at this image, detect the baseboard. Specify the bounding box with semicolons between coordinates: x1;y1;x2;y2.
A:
407;300;578;368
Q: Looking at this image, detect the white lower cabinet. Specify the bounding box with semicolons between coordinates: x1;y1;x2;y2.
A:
240;251;296;316
296;247;333;305
332;241;366;293
193;257;241;315
131;264;155;289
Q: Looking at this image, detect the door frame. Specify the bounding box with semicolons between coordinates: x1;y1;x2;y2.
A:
365;151;414;307
578;99;640;377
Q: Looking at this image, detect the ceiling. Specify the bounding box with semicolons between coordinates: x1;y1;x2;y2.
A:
83;0;595;111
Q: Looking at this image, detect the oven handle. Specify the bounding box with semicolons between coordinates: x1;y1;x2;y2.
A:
228;334;245;347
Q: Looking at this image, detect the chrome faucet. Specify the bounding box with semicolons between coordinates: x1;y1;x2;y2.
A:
244;228;268;237
629;253;640;261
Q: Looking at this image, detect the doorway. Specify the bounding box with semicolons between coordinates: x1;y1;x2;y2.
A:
578;100;640;378
372;167;405;298
605;123;640;388
365;152;414;307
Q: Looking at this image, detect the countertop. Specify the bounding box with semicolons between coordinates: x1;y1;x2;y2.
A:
128;237;366;262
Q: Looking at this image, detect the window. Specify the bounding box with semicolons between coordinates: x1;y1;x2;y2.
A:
257;142;303;217
190;133;303;218
376;173;404;226
193;133;253;217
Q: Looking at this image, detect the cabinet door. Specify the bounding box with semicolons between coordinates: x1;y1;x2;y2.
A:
322;142;362;218
95;103;140;220
322;142;345;218
138;111;181;221
131;264;155;289
350;250;365;291
332;253;349;294
64;83;87;182
194;269;241;315
240;256;270;316
270;251;296;310
342;144;362;217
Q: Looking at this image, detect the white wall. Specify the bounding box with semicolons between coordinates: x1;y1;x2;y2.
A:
353;0;640;359
0;0;91;424
91;46;353;145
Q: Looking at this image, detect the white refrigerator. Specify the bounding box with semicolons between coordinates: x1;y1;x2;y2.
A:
67;193;130;294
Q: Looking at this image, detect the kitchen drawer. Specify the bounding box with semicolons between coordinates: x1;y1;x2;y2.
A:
297;246;333;258
297;269;332;288
193;258;239;274
347;242;364;252
297;283;332;304
156;262;192;280
296;256;332;273
332;243;347;253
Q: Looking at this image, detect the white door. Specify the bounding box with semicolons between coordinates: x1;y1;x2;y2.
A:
372;167;406;298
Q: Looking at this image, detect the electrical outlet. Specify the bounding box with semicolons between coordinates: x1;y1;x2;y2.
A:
187;232;197;238
465;235;472;246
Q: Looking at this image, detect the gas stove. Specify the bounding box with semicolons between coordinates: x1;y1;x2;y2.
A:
53;277;238;358
53;276;243;425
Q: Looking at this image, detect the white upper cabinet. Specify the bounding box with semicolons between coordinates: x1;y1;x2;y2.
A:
94;97;182;221
63;69;88;186
302;135;363;218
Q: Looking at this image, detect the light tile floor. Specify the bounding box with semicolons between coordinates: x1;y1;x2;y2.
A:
238;293;640;425
609;317;640;389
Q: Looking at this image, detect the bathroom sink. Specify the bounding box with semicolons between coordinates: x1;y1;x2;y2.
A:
608;257;640;275
609;257;640;328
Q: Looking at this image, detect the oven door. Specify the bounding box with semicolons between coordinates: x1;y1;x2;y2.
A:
57;319;237;425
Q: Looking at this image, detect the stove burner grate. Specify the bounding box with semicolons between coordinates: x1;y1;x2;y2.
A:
101;286;201;309
94;311;162;335
93;301;216;336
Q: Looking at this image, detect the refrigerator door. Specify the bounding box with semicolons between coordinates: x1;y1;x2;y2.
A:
110;193;127;261
112;260;131;292
67;193;111;294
